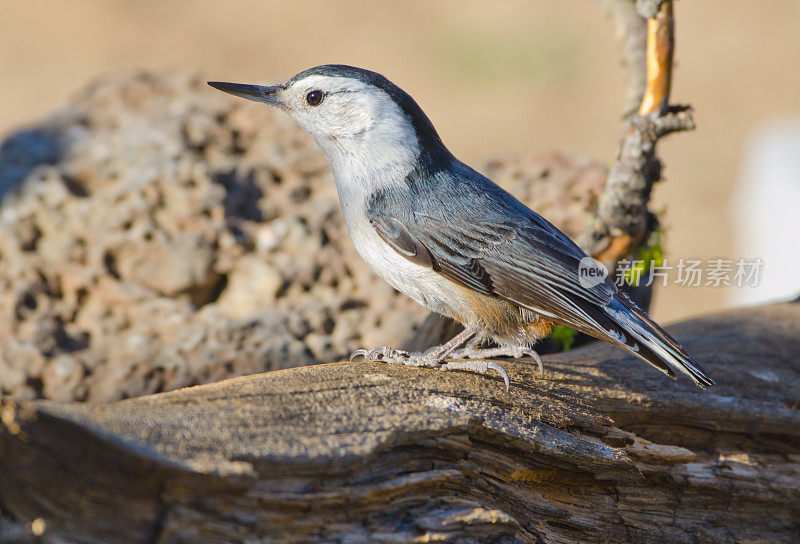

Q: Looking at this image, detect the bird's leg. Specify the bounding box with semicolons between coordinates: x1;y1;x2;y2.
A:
422;324;481;360
447;344;544;377
433;332;484;355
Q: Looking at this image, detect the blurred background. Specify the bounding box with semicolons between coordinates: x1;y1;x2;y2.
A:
1;0;799;322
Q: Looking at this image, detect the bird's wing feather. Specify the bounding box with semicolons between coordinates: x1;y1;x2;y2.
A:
369;210;618;331
370;216;435;268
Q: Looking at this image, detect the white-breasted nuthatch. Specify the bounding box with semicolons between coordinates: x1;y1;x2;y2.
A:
209;65;714;391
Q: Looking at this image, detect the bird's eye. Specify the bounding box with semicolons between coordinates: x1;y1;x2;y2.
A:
306;90;324;106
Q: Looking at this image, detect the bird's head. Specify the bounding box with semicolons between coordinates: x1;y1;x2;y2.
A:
209;65;450;183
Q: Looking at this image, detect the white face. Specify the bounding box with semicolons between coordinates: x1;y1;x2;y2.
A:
273;75;420;185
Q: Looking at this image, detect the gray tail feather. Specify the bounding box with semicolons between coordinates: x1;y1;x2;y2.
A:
603;297;715;389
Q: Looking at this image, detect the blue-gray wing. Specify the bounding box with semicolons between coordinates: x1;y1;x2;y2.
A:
364;160;715;388
369;212;619;331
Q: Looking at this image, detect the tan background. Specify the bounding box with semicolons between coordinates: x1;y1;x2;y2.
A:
1;0;798;322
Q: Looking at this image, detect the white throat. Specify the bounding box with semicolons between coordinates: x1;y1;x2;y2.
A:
323;124;418;217
320;131;419;217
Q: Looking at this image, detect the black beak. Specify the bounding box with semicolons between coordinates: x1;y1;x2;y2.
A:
207;81;283;107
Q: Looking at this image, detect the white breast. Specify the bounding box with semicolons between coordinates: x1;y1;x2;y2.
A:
344;210;466;320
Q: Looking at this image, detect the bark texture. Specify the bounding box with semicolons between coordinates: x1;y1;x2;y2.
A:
2;301;799;543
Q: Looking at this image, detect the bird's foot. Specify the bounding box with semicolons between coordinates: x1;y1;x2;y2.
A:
440;359;510;391
446;345;544;377
350;346;509;389
350;346;437;367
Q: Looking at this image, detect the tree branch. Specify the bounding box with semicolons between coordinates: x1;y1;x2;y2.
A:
581;0;694;263
2;302;799;543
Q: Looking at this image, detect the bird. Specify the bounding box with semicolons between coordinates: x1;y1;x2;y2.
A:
208;65;715;391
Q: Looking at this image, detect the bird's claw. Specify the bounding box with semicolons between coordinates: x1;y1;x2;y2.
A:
349;349;369;362
487;361;511;391
441;359;510;392
520;348;544;377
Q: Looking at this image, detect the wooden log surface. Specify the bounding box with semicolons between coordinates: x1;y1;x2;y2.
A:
1;301;800;543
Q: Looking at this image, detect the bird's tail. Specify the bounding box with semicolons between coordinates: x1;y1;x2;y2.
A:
601;296;715;389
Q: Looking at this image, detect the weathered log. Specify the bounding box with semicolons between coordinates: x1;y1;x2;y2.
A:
2;301;800;543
